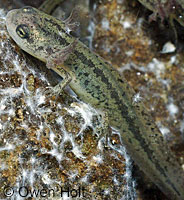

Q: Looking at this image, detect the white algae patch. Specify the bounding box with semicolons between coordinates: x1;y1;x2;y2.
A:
167;103;178;117
161;41;176;54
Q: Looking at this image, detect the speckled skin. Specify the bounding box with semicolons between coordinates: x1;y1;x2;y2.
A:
6;7;184;200
138;0;184;26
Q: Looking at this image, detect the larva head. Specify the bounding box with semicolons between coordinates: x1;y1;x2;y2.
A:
6;6;71;62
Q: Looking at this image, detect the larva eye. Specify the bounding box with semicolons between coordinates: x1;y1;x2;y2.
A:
22;6;34;13
16;24;30;39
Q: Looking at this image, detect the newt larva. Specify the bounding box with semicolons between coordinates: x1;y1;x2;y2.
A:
5;6;184;200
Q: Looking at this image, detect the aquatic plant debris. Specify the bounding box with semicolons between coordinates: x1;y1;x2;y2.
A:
0;8;136;200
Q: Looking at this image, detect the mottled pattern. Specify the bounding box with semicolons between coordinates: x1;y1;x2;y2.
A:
6;6;184;200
